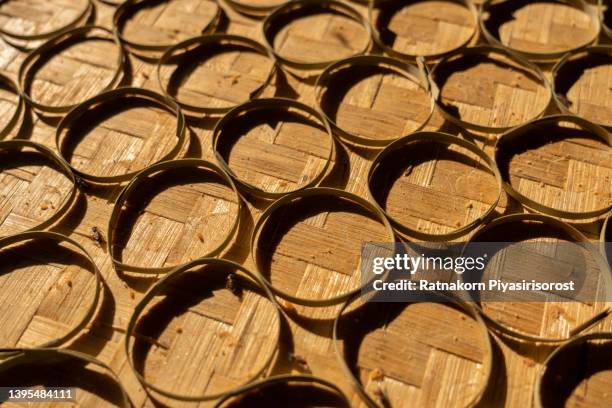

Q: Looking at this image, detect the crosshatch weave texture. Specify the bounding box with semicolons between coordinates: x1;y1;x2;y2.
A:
0;0;610;407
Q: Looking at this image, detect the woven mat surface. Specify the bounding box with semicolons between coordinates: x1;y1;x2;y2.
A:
0;0;610;407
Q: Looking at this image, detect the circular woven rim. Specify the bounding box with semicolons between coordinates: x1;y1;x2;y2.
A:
262;0;372;70
601;0;612;39
494;114;612;220
56;87;187;184
251;187;396;306
0;347;130;407
125;257;282;401
0;140;78;235
314;55;436;147
113;0;221;59
332;293;494;408
0;73;25;140
368;0;479;61
107;158;243;274
225;0;290;17
534;331;612;408
602;213;611;267
479;0;601;62
0;0;93;44
428;45;553;133
0;231;102;349
214;374;351;407
98;0;125;5
212;97;335;199
18;25;125;114
464;212;612;343
551;46;612;130
367;131;503;241
157;34;278;115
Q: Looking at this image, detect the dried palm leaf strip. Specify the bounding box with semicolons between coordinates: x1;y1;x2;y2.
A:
0;73;24;140
157;34;277;115
0;348;130;407
212;97;335;200
18;25;125;114
113;0;221;60
0;0;93;46
226;0;289;18
601;213;610;267
124;257;282;402
428;45;552;133
107;158;242;274
551;46;612;130
262;0;372;70
534;331;612;407
494;115;611;220
332;293;493;408
0;140;78;234
369;0;478;62
314;55;436;147
55;87;187;184
367;131;503;241
464;213;612;343
214;374;350;407
0;231;102;349
480;0;600;62
601;0;612;39
250;187;395;306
